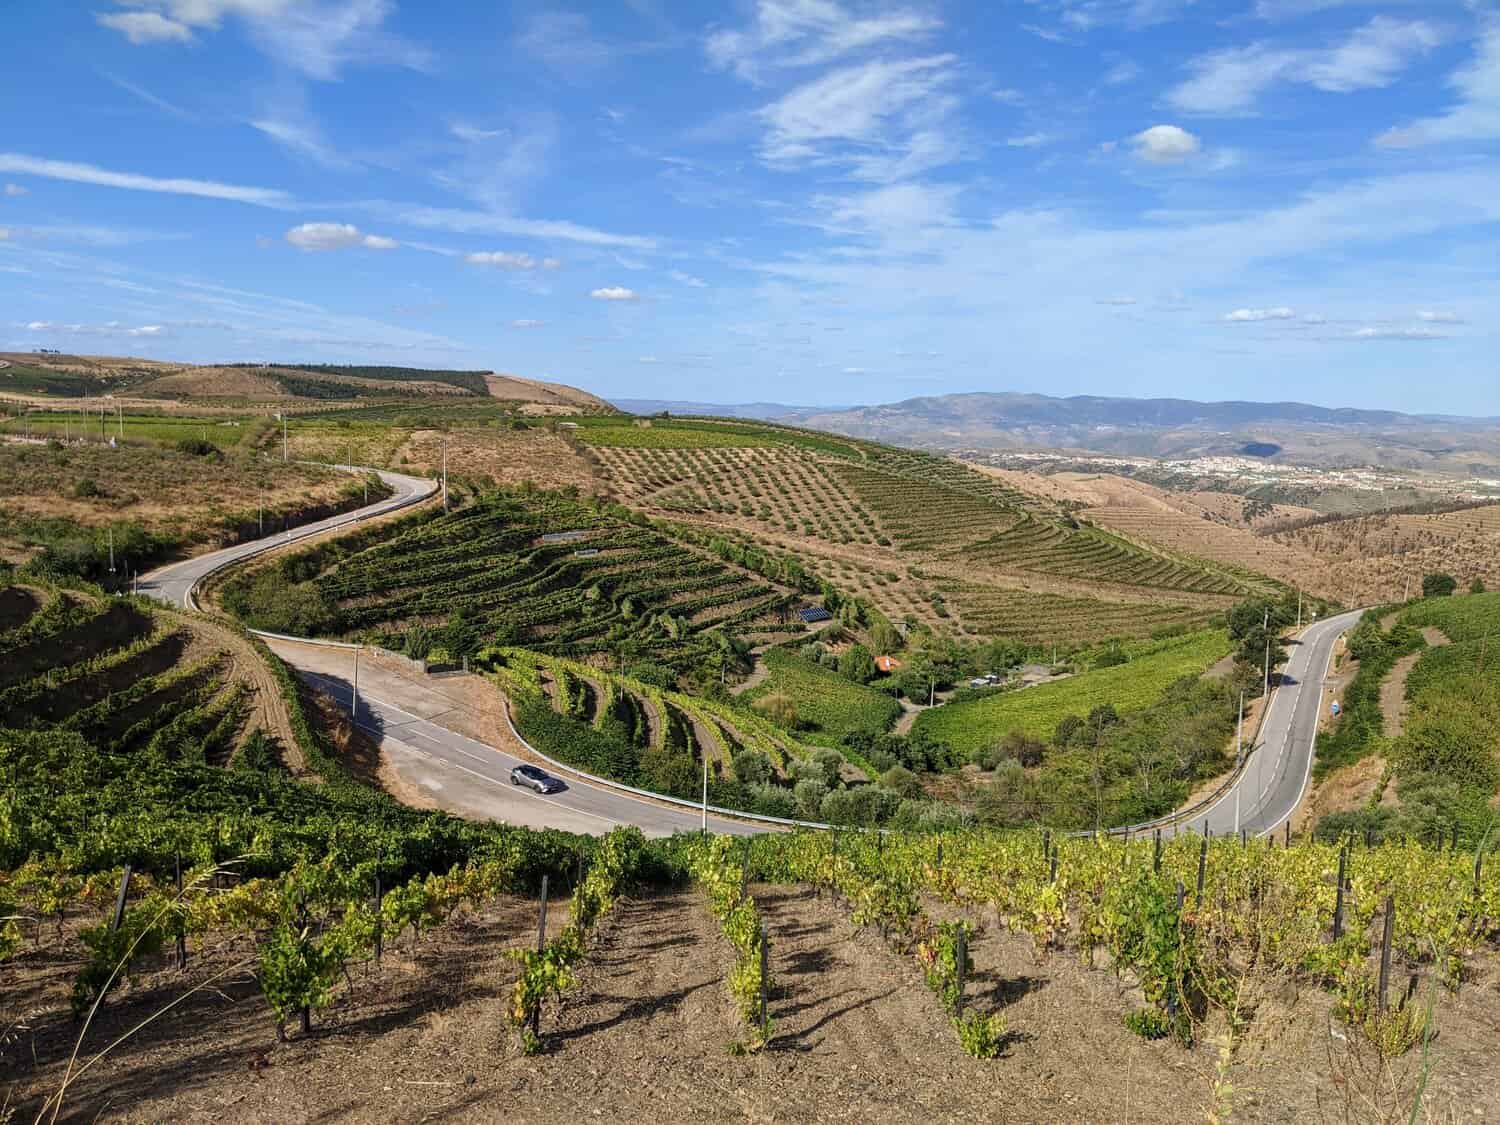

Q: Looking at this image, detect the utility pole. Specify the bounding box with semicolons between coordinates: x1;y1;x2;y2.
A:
1402;572;1410;602
441;437;449;512
108;526;115;576
1296;590;1302;629
701;754;709;836
258;484;264;536
280;413;287;463
117;402;123;439
1236;691;1244;763
1263;635;1271;700
352;647;360;722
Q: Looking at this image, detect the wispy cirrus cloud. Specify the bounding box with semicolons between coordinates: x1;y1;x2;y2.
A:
706;0;941;81
0;153;291;207
1376;25;1500;147
95;0;431;80
1169;17;1442;114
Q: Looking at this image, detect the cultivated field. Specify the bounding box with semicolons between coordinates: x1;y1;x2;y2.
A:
912;629;1233;755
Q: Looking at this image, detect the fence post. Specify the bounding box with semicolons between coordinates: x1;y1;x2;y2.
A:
1042;829;1051;859
935;841;943;871
1153;829;1162;875
1332;845;1347;940
110;864;133;932
1240;829;1248;849
174;853;187;970
1285;821;1291;848
1376;895;1395;1012
1195;837;1207;907
1475;849;1484;895
532;875;550;1039
1202;818;1209;839
955;925;967;1019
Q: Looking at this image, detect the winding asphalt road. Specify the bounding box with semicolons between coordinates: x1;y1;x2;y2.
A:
1173;608;1363;839
137;466;758;837
138;465;1361;840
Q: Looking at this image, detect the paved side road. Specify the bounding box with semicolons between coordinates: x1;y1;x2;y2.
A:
1177;608;1363;839
271;639;757;838
136;465;437;609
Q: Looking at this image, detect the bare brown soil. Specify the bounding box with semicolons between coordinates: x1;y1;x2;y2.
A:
1381;628;1451;738
392;427;602;494
483;373;612;410
133;365;287;399
10;881;1497;1123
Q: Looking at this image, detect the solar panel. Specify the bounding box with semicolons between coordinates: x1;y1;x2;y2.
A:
798;606;833;624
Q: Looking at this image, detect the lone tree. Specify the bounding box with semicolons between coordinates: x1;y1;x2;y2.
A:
1471;578;1487;595
1422;572;1458;598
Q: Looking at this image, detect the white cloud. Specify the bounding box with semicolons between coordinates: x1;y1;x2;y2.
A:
2;183;24;196
1351;326;1445;340
541;257;562;270
20;320;167;337
0;228;9;241
1097;296;1137;305
284;222;396;250
1169;17;1442;114
1103;60;1141;85
992;87;1026;104
1129;124;1201;163
96;10;195;43
465;250;537;269
1416;309;1463;323
0;153;291;207
518;11;613;73
95;0;429;80
1006;132;1055;148
638;355;659;363
371;203;656;250
250;117;352;169
842;366;867;374
591;286;640;301
1226;307;1296;321
825;181;960;232
669;270;708;287
510;319;544;328
759;54;959;178
1376;25;1500;147
707;0;941;81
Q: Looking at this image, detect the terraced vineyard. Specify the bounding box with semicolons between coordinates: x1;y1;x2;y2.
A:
0;582;277;768
588;417;1266;644
221;489;800;671
935;581;1210;644
958;514;1252;595
488;647;816;778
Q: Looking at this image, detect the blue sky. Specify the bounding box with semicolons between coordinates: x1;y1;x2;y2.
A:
1;0;1497;414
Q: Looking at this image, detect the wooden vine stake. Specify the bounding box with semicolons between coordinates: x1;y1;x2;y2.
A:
955;925;967;1019
110;864;133;932
1153;829;1162;875
1377;895;1395;1013
1332;845;1347;940
1195;838;1207;907
533;875;550;1039
174;852;187;970
373;849;385;966
758;921;770;1042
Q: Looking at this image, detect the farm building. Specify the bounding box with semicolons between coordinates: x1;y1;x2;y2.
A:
874;655;903;673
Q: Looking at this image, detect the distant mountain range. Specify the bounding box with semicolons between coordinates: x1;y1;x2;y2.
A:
614;393;1500;472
